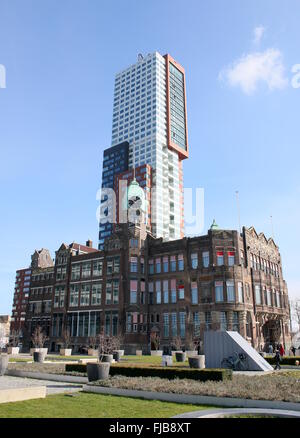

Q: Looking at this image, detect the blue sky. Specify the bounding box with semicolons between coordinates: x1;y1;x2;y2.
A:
0;0;299;314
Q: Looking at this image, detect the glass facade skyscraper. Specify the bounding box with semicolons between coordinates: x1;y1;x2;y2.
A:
99;51;189;248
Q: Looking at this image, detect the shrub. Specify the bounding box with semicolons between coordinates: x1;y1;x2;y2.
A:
265;356;300;366
65;363;232;382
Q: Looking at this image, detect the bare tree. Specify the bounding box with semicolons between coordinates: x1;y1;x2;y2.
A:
9;330;22;347
171;336;182;351
31;326;48;348
88;335;98;350
97;331;118;359
0;325;7;349
60;328;71;349
150;332;160;351
292;300;300;330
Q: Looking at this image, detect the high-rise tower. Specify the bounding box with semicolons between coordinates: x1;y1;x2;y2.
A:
99;51;188;248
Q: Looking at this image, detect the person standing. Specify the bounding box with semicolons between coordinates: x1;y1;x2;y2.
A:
291;346;296;356
274;349;281;370
279;344;285;357
268;344;273;354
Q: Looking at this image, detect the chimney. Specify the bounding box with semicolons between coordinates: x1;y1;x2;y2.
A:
86;239;93;248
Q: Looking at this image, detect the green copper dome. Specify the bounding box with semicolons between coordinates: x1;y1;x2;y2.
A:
122;178;146;212
210;219;219;230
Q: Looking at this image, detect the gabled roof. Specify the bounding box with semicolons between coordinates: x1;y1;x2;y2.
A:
247;226;259;238
268;237;278;249
68;242;98;254
258;232;268;244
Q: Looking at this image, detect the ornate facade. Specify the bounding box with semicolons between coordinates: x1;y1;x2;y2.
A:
19;221;291;353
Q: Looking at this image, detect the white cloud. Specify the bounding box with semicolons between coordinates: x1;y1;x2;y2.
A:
253;26;265;45
219;48;288;95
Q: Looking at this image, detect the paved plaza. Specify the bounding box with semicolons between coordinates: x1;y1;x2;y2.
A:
0;376;82;396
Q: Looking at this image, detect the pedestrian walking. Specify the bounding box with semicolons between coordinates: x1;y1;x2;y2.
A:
291;346;296;356
268;344;273;354
274;349;281;370
279;344;285;357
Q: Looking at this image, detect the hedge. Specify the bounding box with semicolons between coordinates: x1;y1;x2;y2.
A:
265;356;300;366
65;363;232;382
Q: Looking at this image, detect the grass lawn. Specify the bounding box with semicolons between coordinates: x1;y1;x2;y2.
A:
0;393;211;418
122;355;188;366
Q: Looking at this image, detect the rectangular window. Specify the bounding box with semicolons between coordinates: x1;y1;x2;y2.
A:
163;280;169;303
205;311;212;330
130;280;137;304
149;259;154;274
82;262;91;279
113;280;119;304
163;313;169;338
217;251;224;266
215;281;224;302
106;280;112;304
179;312;186;338
114;257;120;273
238;282;244;303
191;253;198;269
155;258;161;273
226;280;235;302
93;260;103;276
178;254;184;271
130;257;138;273
107;259;113;275
71;264;80;280
191;281;198;304
69;285;79;307
163;256;169;272
80;284;90;306
170;255;176;272
127;313;132;333
91;283;102;305
276;292;280;308
171;313;177;337
156;281;161;304
178;285;184;300
255;285;261;305
228;251;235;266
267;289;272;307
232;311;239;332
54;286;65;308
105;313;110;335
202;251;209;268
171;279;176;303
220;311;227;331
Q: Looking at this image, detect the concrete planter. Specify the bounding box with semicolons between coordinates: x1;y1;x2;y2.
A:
136;350;143;356
33;352;44;363
7;347;20;355
30;348;48;356
88;348;99;357
0;354;9;376
60;348;72;356
188;355;205;369
162;355;173;366
175;352;186;362
151;350;163;356
87;362;110;382
100;354;113;363
112;351;121;362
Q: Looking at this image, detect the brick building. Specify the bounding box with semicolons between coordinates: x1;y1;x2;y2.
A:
19;220;290;353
